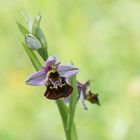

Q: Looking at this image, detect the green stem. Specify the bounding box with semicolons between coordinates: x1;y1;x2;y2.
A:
56;100;71;140
66;76;78;137
56;100;78;140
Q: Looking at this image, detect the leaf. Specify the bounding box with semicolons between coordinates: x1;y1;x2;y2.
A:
32;14;42;36
36;28;48;60
20;11;33;32
37;48;48;61
31;15;48;60
22;43;42;71
31;14;48;49
36;27;48;49
17;22;29;36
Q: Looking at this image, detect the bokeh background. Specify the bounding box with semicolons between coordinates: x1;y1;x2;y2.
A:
0;0;140;140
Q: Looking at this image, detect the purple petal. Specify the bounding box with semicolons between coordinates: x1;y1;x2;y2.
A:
77;81;89;95
43;56;58;73
66;77;71;85
57;64;79;78
80;91;88;110
25;70;47;86
45;56;57;67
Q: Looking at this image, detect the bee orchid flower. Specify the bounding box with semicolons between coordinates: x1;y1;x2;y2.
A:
26;56;79;100
77;81;100;110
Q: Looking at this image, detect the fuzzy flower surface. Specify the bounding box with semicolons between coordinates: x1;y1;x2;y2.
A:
78;81;100;110
26;56;79;100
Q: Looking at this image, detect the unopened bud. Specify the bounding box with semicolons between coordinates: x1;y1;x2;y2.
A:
25;34;41;50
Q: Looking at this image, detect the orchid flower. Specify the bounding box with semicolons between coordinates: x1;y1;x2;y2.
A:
26;56;79;100
77;81;100;110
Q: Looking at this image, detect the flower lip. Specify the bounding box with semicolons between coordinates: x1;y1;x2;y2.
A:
47;71;60;83
86;91;100;105
44;72;73;100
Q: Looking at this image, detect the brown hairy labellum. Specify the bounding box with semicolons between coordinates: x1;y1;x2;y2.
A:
86;91;100;105
44;71;73;100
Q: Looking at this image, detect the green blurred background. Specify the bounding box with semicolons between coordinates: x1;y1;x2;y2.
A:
0;0;140;140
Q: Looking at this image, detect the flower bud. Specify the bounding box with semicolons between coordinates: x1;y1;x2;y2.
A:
25;34;41;50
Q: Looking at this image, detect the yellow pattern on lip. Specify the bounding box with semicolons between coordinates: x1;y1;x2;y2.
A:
47;66;57;76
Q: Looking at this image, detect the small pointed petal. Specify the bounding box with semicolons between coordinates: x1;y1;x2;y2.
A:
25;70;47;86
57;64;79;78
45;56;57;67
66;77;71;85
77;81;89;101
80;91;88;110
